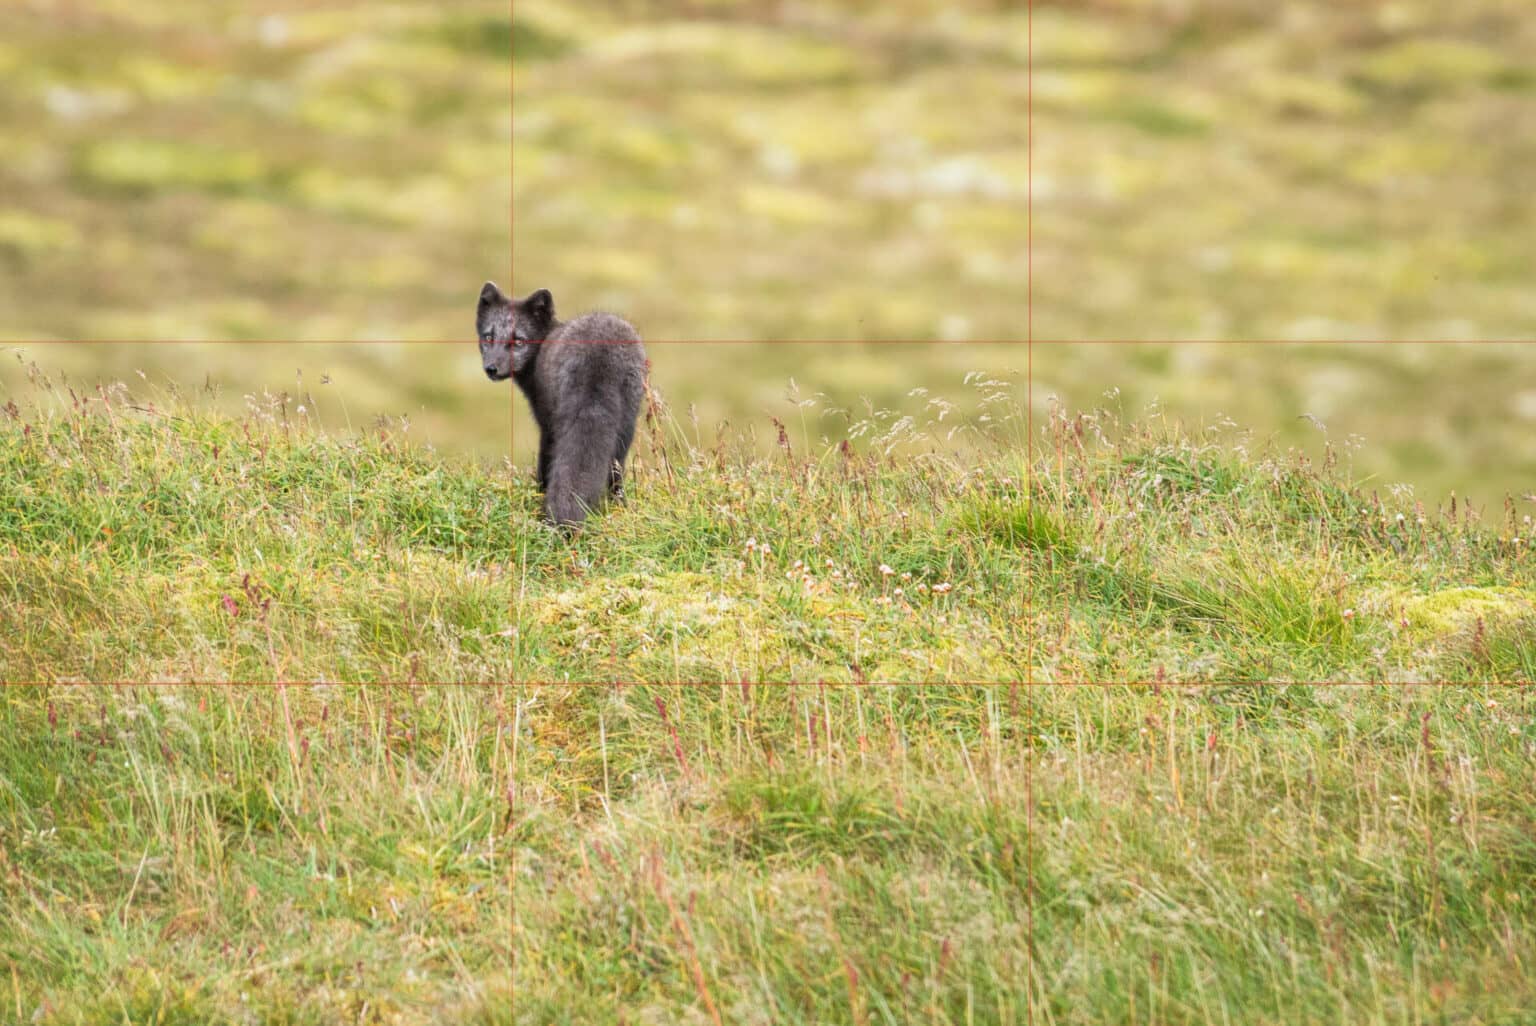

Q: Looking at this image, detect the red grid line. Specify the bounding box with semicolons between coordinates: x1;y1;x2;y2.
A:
8;337;1536;345
507;0;519;1019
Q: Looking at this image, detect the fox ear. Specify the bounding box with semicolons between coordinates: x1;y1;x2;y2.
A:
524;288;554;322
479;281;508;307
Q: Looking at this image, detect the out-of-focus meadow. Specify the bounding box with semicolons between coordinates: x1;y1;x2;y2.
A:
3;0;1532;500
512;0;1027;343
1032;0;1536;341
0;0;511;342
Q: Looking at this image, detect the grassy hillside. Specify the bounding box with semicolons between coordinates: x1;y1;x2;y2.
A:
516;381;1533;684
1026;400;1536;683
1031;342;1536;508
0;376;514;683
512;369;1028;683
1;685;511;1025
4;366;1534;683
513;682;1536;1024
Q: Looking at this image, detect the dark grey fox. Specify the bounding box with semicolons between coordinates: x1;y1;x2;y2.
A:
477;282;646;528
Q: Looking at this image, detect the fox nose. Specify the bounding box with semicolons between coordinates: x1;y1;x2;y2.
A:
484;367;498;379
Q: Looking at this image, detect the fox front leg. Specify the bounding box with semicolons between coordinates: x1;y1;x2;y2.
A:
536;433;552;492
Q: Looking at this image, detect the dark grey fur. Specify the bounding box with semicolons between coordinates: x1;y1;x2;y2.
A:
477;282;646;528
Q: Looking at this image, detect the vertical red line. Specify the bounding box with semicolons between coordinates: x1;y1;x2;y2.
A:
508;0;518;691
516;0;522;291
1025;0;1035;1023
507;5;519;1026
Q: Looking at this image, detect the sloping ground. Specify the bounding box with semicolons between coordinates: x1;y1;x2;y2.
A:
5;371;1530;683
1;685;511;1025
0;372;1029;683
513;682;1536;1024
511;378;1029;683
0;383;513;682
1027;403;1536;682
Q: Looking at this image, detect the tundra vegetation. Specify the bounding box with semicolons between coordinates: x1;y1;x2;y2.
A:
513;682;1536;1024
4;363;1534;683
0;685;511;1025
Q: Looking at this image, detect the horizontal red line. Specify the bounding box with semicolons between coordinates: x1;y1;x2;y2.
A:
3;681;513;686
12;680;1516;686
4;338;1534;346
3;339;1024;345
501;680;1514;687
1035;339;1536;346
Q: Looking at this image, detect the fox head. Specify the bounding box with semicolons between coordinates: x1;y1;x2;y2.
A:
477;282;556;381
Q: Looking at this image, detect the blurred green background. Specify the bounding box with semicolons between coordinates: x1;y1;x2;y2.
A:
0;0;511;342
1034;343;1536;508
1030;0;1535;341
511;0;1027;343
2;1;1532;502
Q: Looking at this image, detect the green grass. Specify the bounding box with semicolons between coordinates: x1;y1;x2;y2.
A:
0;376;514;683
512;369;1028;683
5;359;1535;684
513;682;1536;1024
1027;400;1536;683
2;371;1534;1023
1030;343;1536;511
0;685;511;1025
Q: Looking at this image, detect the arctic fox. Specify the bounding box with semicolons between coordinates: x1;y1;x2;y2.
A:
477;282;645;528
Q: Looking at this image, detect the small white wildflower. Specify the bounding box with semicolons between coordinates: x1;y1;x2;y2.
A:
933;582;952;594
879;564;894;576
1342;608;1355;620
893;587;904;597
